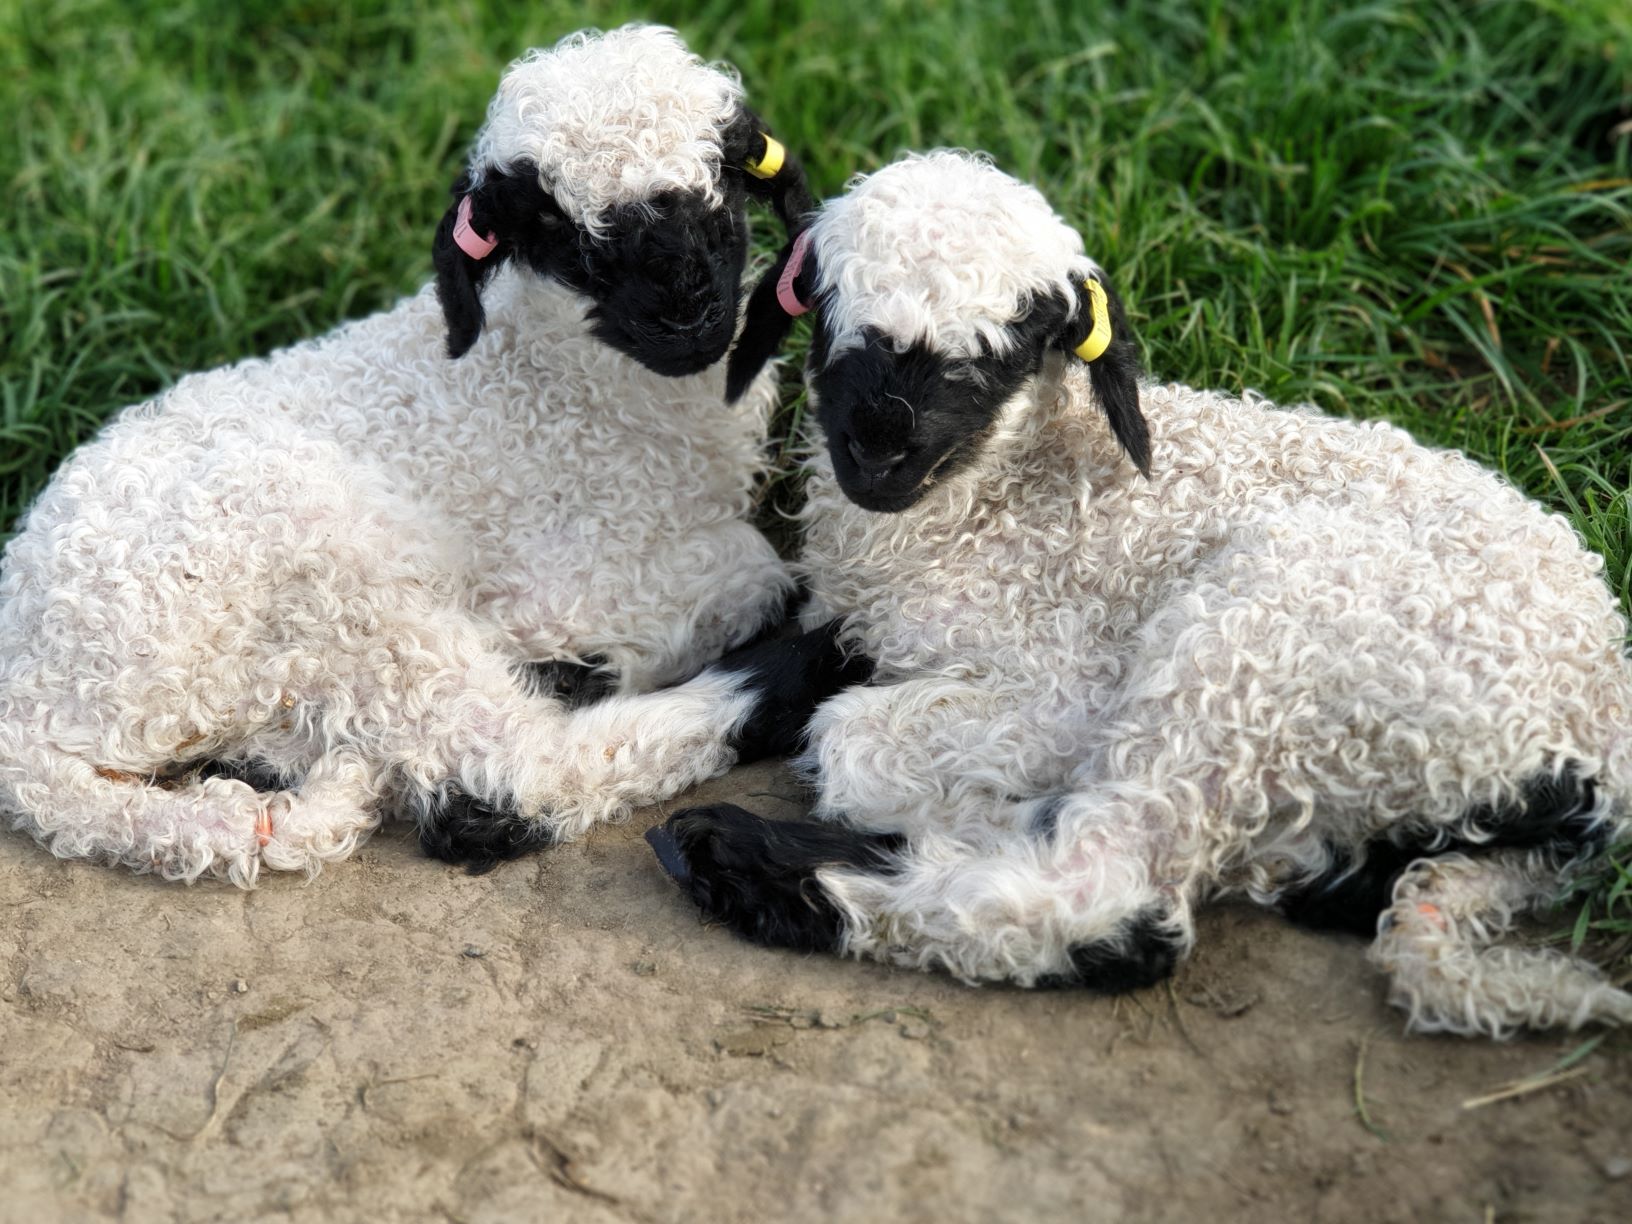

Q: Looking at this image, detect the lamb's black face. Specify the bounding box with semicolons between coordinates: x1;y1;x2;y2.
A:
809;315;1057;513
565;187;750;377
435;107;810;375
726;223;1149;501
433;162;767;377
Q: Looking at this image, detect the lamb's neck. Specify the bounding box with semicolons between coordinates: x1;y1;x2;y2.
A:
913;372;1113;527
802;368;1125;594
481;266;597;343
479;265;734;423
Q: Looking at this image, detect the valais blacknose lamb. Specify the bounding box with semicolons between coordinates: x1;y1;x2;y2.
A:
0;25;815;885
647;151;1632;1038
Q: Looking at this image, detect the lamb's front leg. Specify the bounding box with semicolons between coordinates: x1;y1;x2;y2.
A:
420;621;869;869
494;519;795;697
649;793;1190;990
798;675;1060;841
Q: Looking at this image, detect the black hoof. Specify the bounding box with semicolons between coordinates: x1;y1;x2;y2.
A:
1277;841;1421;937
1034;909;1183;993
644;825;692;887
650;804;902;953
417;786;554;875
519;655;617;709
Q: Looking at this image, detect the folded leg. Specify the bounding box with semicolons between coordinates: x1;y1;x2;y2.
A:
1371;849;1632;1036
651;791;1187;990
422;620;871;868
798;677;1070;841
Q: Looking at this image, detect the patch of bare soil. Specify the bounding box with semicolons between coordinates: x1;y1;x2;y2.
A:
3;762;1629;1223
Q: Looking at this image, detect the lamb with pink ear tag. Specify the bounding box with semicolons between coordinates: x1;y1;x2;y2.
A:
644;149;1632;1040
0;24;830;885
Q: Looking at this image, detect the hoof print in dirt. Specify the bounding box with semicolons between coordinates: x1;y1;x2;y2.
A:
418;787;554;875
648;804;902;953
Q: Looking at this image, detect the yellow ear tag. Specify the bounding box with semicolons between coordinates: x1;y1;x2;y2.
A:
1073;278;1113;363
745;134;785;180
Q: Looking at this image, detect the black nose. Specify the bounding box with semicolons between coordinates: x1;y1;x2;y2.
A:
847;438;908;482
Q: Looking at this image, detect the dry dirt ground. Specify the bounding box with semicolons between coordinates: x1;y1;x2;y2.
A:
3;760;1630;1223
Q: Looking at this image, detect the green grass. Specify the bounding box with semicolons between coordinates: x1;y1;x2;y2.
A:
2;0;1631;943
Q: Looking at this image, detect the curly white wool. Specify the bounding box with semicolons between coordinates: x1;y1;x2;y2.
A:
811;151;1096;358
0;30;789;887
787;152;1632;1037
470;25;742;238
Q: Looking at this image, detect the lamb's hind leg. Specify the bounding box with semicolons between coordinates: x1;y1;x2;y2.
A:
649;792;1187;990
0;732;388;886
1372;848;1632;1036
2;751;279;886
256;750;387;874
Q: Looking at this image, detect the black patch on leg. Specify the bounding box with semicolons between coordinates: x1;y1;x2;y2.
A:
647;803;902;953
417;785;553;875
716;619;874;763
1033;908;1181;993
1278;841;1424;936
1281;762;1607;937
1028;794;1070;842
518;655;617;708
194;758;287;792
1457;764;1606;861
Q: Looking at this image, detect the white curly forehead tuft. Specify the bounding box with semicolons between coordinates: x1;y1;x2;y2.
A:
809;151;1100;358
469;24;744;238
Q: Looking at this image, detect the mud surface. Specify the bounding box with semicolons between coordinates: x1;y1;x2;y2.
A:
3;762;1630;1223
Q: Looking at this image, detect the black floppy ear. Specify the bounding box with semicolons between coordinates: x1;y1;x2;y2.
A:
1059;272;1150;477
724;108;814;234
431;166;564;359
432;174;498;359
725;233;816;403
743;130;813;233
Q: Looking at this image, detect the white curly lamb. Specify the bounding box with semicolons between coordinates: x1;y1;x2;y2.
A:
0;25;816;886
647;151;1632;1038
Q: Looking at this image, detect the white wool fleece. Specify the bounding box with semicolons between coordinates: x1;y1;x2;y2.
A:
811;150;1097;358
0;28;792;887
471;25;743;238
783;152;1632;1037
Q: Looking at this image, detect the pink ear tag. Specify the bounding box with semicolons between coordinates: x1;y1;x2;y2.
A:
453;195;497;260
776;229;814;317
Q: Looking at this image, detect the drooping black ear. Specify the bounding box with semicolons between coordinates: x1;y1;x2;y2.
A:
723;107;814;235
725;232;817;403
432;173;495;359
431;165;564;359
1058;272;1150;477
744;131;814;233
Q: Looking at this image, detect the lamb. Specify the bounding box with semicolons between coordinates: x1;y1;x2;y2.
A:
0;25;818;886
643;150;1632;1037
